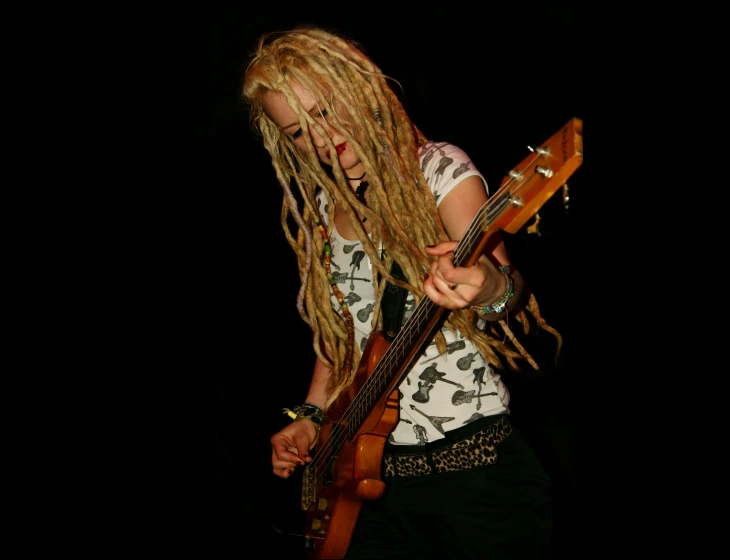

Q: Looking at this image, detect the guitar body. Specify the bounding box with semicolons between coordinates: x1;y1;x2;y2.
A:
299;117;584;560
303;331;399;560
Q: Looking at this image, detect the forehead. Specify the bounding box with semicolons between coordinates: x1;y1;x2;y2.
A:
262;80;318;129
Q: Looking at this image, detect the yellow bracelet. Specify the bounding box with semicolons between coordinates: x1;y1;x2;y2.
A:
283;408;297;420
282;403;324;431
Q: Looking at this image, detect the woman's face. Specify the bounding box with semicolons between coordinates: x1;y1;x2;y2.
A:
263;80;362;174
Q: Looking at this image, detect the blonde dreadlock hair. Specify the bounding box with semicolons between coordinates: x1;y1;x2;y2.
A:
242;27;560;407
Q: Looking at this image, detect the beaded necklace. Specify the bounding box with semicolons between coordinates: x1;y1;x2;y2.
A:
315;171;372;374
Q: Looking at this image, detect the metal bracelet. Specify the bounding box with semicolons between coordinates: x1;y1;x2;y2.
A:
471;266;515;315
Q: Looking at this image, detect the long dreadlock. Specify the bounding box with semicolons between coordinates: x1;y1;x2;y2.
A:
242;27;560;407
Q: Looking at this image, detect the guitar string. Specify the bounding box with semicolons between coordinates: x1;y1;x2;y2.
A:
305;150;544;489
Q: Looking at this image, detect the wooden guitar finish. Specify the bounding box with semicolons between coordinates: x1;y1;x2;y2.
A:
301;118;584;559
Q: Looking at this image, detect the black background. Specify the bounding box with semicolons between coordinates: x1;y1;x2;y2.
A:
166;3;590;559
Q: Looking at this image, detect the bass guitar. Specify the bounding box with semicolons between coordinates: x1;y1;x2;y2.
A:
301;117;584;559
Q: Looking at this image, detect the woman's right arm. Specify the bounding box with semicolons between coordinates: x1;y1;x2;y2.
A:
270;356;332;478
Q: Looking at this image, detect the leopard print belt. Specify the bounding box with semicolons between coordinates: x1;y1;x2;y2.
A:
383;414;513;478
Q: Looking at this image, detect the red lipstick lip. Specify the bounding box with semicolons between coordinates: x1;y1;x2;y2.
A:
326;142;347;159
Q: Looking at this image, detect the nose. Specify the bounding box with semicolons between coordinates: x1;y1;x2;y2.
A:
310;119;336;148
310;126;326;147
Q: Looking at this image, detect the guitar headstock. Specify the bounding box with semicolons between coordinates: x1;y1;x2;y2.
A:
493;117;583;234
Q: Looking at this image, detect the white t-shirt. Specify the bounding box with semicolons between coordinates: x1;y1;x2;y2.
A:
316;141;509;445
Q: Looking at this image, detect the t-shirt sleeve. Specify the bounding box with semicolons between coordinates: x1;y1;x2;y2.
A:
419;142;489;206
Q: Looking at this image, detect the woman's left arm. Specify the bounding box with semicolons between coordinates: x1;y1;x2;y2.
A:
422;175;525;320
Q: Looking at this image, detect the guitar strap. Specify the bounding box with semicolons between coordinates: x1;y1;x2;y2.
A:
381;260;408;343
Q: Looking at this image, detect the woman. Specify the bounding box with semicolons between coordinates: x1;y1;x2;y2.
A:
242;27;560;559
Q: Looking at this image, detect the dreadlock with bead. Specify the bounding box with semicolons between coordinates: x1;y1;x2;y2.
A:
241;27;560;407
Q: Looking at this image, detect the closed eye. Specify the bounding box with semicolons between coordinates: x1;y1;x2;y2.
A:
290;109;329;140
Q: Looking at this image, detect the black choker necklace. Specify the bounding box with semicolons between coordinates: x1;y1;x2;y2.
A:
346;171;366;181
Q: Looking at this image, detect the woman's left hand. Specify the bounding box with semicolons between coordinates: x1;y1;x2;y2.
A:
423;241;506;310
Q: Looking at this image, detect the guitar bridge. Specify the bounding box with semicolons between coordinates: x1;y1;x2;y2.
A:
301;448;338;510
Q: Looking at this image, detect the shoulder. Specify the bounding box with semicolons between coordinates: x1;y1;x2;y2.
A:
418;141;489;202
418;141;472;164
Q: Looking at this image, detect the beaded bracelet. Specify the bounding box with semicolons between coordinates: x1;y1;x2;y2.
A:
471;265;515;315
282;402;325;432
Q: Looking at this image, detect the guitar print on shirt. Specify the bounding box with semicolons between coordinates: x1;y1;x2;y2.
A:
409;404;455;435
413;424;428;445
456;352;479;370
420;339;467;364
419;364;464;390
451;389;498;406
472;366;488;410
411;363;465;404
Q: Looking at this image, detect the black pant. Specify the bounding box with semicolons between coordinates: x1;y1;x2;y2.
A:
345;429;553;560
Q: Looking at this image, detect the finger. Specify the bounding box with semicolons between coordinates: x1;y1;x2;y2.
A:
433;271;457;293
273;467;296;479
431;258;458;291
437;257;497;296
271;442;305;466
425;241;458;255
291;437;315;462
273;454;302;469
272;446;302;465
426;264;474;309
424;273;461;309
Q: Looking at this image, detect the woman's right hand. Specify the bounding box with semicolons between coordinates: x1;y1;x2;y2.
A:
270;418;320;478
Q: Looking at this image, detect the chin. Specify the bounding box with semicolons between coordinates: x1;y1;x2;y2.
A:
340;154;360;168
